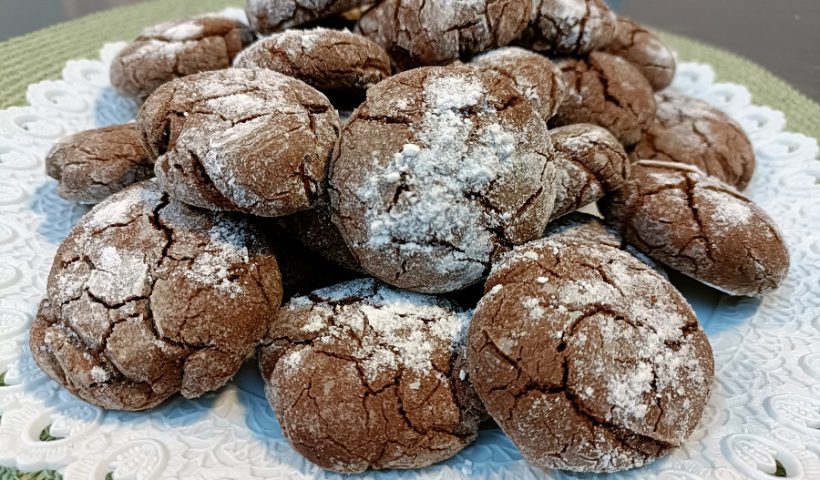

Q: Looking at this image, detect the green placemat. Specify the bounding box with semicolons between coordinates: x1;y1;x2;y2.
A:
0;2;818;479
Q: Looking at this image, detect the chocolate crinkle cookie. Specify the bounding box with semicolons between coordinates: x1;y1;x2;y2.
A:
632;91;756;190
246;0;371;33
601;160;789;296
233;28;391;95
549;123;629;220
544;212;667;277
110;17;254;99
29;180;283;411
330;66;556;293
357;0;532;70
45;124;153;204
470;47;566;122
516;0;617;55
258;278;483;473
604;16;676;91
140;68;340;218
467;239;714;473
551;52;656;146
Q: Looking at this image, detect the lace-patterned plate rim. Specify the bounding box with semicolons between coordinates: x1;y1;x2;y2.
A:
0;36;819;480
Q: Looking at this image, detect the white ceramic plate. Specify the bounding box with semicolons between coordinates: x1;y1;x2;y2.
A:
0;38;819;480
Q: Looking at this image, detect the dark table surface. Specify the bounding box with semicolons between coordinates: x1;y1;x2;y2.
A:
0;0;818;101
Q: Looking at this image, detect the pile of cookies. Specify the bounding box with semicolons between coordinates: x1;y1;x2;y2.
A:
31;0;790;475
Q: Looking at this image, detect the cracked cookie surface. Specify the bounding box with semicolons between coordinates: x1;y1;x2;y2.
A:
600;160;789;296
247;0;372;33
604;16;675;91
515;0;616;55
29;180;283;411
140;68;340;218
258;278;483;473
234;28;391;94
46;124;154;204
470;46;566;121
356;0;531;69
544;212;667;277
550;52;655;146
631;92;756;190
329;66;556;293
110;17;254;99
467;239;713;472
549;123;629;220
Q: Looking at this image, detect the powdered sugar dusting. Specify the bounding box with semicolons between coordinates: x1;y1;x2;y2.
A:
699;188;753;228
285;279;469;382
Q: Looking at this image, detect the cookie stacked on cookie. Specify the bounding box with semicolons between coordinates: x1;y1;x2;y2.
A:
32;0;791;475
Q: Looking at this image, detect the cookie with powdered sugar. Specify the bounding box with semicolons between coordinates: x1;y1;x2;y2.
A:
46;124;153;204
234;28;391;95
357;0;532;69
631;92;756;190
516;0;617;55
110;17;254;98
549;123;629;220
467;239;714;473
258;278;483;473
601;160;789;296
246;0;372;33
330;66;557;293
140;68;340;218
470;46;566;121
29;180;282;411
604;16;676;91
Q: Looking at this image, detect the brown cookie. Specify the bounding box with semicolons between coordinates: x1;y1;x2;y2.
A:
516;0;617;55
550;52;656;146
549;123;629;220
45;124;153;204
247;0;371;33
140;68;340;218
544;212;667;277
356;0;532;70
470;47;566;121
467;239;714;472
110;17;255;98
258;278;483;473
330;66;556;293
600;160;789;296
604;17;676;91
277;194;364;273
233;28;391;94
632;92;756;190
30;180;282;411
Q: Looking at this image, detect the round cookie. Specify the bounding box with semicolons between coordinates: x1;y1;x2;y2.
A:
467;239;714;472
516;0;617;55
631;92;756;190
549;123;629;220
544;212;667;277
470;47;566;121
29;180;282;411
258;278;483;473
330;66;556;293
110;17;255;98
140;68;340;218
604;16;676;91
356;0;532;70
46;124;153;204
550;52;656;146
233;28;391;94
600;160;789;296
247;0;371;33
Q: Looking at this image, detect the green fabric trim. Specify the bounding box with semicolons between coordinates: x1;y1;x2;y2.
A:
0;3;818;479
